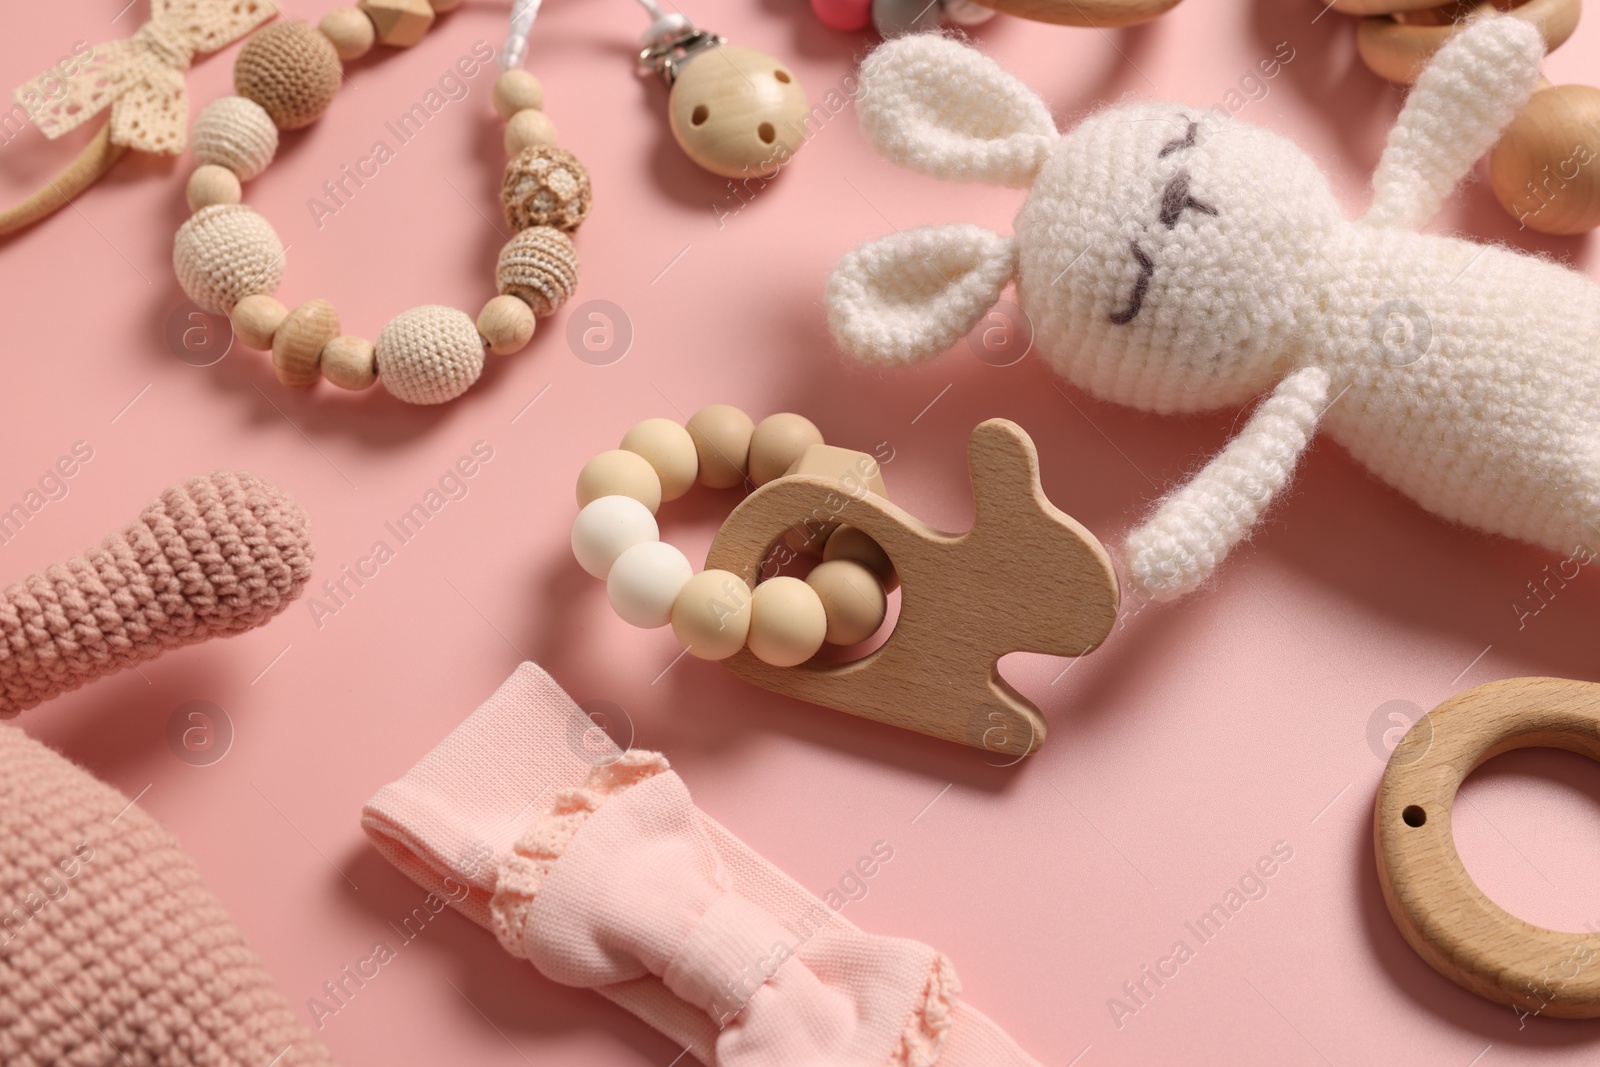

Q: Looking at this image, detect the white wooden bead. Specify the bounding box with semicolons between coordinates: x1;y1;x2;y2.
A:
493;69;544;119
186;164;241;212
320;7;376;60
477;294;535;355
747;576;827;667
230;294;287;350
671;569;752;660
620;418;698;502
577;450;663;512
321;336;377;390
572;495;658;579
504;108;558;156
607;541;693;628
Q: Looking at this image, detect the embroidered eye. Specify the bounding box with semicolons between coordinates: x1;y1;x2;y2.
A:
1158;120;1198;158
1109;240;1154;325
1159;169;1217;229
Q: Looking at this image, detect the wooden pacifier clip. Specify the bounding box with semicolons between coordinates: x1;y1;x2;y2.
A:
1376;676;1600;1017
571;408;1120;756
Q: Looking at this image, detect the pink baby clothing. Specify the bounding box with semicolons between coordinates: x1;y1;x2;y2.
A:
0;724;336;1067
361;661;1048;1067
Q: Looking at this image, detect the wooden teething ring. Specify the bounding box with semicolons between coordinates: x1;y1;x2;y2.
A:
1375;676;1600;1017
962;0;1184;28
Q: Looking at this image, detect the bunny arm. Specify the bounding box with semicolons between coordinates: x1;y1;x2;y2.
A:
1123;366;1331;601
1365;16;1544;231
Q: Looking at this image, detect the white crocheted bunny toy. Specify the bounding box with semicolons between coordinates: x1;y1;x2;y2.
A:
829;19;1600;602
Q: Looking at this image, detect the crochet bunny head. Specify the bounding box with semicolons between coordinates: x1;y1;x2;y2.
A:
830;35;1343;412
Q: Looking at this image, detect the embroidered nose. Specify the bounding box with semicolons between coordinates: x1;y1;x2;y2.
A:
1159;169;1217;229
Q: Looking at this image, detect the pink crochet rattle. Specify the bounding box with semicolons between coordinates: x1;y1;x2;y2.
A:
0;470;313;718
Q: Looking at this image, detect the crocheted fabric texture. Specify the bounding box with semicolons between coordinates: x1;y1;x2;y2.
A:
0;470;313;718
191;95;279;181
0;725;337;1067
374;304;485;405
500;145;592;233
173;203;285;315
495;226;579;317
233;21;342;131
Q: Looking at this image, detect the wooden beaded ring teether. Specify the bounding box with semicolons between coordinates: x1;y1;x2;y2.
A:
1376;676;1600;1017
168;5;589;405
572;409;1121;756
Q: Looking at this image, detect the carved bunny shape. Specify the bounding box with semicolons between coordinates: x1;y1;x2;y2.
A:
829;20;1600;601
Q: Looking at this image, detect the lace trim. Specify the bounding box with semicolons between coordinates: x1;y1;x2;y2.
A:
888;954;961;1067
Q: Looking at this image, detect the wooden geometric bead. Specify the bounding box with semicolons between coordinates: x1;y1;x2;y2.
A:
671;569;752;660
495;226;579;317
186;164;241;212
321;336;378;390
476;294;536;355
319;7;377;61
230;294;288;350
272;299;339;386
686;404;754;490
501;145;591;232
749;412;823;486
234;22;343;130
493;69;544;119
504;108;559;156
359;0;435;46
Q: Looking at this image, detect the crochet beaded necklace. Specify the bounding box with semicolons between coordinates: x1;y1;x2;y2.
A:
133;1;804;406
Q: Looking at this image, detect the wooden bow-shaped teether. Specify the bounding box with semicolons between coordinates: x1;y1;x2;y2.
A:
705;419;1118;757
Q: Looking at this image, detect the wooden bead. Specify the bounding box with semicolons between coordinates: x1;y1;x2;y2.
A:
572;495;658;579
321;336;377;390
493;69;545;119
272;299;339;387
806;559;887;646
477;294;536;355
496;226;579;317
747;576;827;667
186;164;241;212
686;404;755;489
358;0;434;47
505;108;559;156
234;22;343;131
781;444;890;554
822;524;899;592
1356;0;1580;85
429;0;463;10
667;45;808;179
607;540;693;628
671;569;752;660
577;450;663;513
620;418;699;502
1489;84;1600;235
230;294;288;350
749;412;824;486
319;7;376;61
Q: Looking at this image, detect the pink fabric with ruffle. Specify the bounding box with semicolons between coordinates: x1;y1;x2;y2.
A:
360;662;1046;1067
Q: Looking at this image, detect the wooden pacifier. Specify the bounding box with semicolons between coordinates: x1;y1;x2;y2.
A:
1376;676;1600;1017
705;419;1119;757
1332;0;1600;234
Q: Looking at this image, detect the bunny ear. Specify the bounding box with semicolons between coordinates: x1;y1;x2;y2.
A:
827;224;1017;366
858;34;1057;187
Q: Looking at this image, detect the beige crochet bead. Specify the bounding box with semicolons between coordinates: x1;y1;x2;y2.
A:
493;69;544;119
476;294;536;355
577;450;663;512
272;300;339;387
807;559;887;646
173;204;286;316
321;336;378;390
235;22;343;130
620;418;698;501
501;146;592;232
230;294;287;350
375;305;484;405
191;96;278;180
504;108;559;156
671;569;752;660
687;404;754;489
749;412;824;486
186;165;241;212
359;0;434;46
319;7;376;61
496;226;579;317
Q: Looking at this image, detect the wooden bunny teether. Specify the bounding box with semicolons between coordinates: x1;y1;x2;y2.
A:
705;419;1119;756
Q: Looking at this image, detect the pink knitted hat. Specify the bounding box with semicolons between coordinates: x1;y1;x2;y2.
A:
0;470;314;718
0;724;337;1067
363;663;1047;1067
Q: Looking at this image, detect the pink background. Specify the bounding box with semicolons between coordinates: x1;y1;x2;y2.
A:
5;0;1600;1063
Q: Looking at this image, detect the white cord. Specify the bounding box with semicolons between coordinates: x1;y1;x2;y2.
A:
499;0;695;71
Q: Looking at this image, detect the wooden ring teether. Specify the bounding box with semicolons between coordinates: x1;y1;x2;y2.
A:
960;0;1183;27
1375;676;1600;1018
